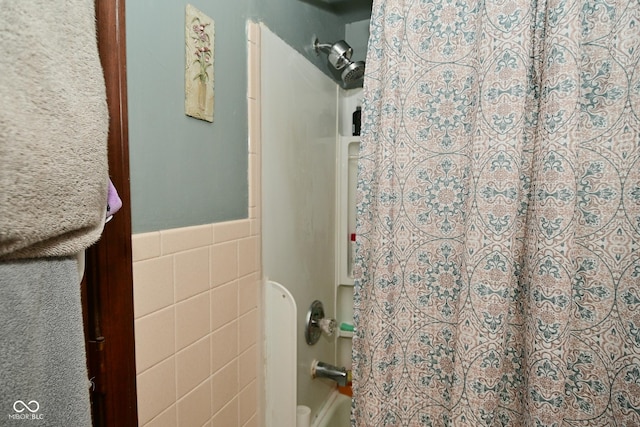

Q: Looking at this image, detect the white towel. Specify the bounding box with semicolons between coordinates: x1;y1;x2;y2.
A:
0;0;109;259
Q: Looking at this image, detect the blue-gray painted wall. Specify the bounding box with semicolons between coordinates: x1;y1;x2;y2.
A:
127;0;371;233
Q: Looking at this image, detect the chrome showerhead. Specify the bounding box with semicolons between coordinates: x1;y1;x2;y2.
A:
341;61;365;85
314;38;353;70
314;38;365;86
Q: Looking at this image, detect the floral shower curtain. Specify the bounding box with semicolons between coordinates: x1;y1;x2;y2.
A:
351;0;640;424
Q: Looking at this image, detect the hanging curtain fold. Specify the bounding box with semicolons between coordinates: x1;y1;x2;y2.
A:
352;0;640;424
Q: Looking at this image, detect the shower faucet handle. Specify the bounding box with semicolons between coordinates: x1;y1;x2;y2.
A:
305;300;336;345
319;318;336;336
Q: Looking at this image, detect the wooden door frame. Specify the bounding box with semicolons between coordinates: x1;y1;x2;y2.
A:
82;0;138;425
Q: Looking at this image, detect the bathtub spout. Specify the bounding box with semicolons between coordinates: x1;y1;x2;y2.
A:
311;360;351;387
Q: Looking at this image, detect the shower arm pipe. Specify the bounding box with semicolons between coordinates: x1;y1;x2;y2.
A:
313;39;352;59
314;42;334;55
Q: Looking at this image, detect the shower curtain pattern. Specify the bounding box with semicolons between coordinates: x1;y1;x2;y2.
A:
352;0;640;425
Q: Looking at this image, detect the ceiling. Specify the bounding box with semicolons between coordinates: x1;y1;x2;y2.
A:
301;0;373;20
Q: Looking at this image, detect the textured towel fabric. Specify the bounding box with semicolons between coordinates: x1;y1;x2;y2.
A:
0;257;91;426
0;0;109;259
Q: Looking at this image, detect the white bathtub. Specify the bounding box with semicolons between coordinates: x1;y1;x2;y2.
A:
312;391;351;427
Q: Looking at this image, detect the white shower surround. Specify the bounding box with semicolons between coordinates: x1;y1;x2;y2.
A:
261;24;339;424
